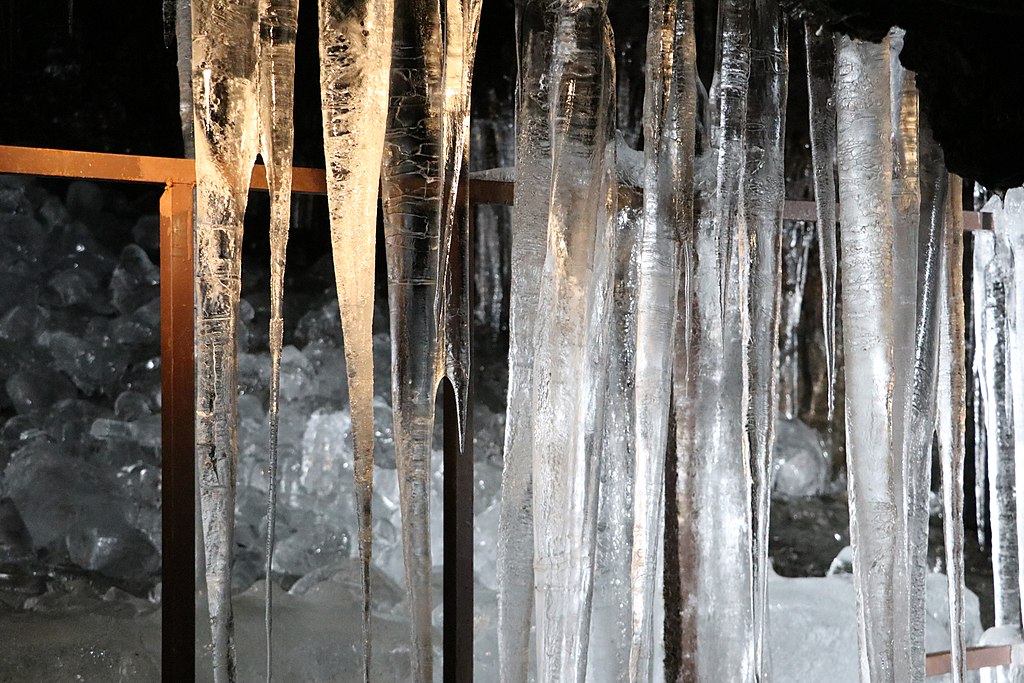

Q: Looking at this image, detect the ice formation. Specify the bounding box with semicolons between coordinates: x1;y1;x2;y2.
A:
317;1;394;678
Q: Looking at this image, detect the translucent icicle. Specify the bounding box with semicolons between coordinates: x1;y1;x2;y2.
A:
587;202;639;683
711;0;751;313
888;33;920;682
191;1;260;681
740;3;787;678
256;0;298;677
497;2;555;679
380;0;445;677
936;175;966;682
973;285;988;552
835;34;900;682
904;123;948;683
439;0;483;444
777;220;814;421
318;1;394;679
974;231;1021;628
531;5;614;679
803;23;838;419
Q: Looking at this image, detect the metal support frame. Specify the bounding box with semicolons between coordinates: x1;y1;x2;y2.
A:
0;145;1010;680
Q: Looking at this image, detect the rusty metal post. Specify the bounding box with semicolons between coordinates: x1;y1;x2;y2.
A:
160;180;196;682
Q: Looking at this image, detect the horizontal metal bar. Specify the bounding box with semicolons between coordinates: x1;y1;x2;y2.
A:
925;645;1013;676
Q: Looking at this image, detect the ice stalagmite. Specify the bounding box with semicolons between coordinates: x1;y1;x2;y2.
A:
975;229;1021;631
439;0;483;442
804;23;838;418
318;1;394;679
739;3;787;678
380;0;444;678
835;34;901;682
630;0;696;678
256;0;298;677
711;0;751;312
531;3;614;679
588;202;639;683
497;1;555;679
936;176;967;682
904;123;947;683
191;1;260;681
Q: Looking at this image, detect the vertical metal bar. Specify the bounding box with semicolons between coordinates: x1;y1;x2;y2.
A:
160;180;196;682
444;176;474;682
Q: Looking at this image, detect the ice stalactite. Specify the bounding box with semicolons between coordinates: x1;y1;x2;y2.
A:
497;1;555;679
739;3;787;678
902;122;948;683
630;0;696;678
380;0;445;678
835;34;902;682
191;1;260;681
317;1;394;679
588;201;639;683
711;0;751;314
778;220;814;421
936;175;967;683
888;32;920;682
804;23;838;419
974;229;1021;631
531;3;614;679
255;0;298;677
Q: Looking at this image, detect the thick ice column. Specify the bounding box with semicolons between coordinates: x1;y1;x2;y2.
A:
739;4;787;678
497;2;556;679
804;23;838;419
379;0;445;678
531;4;614;679
255;0;298;677
191;2;260;681
936;176;967;682
317;1;394;679
835;34;901;682
630;0;696;678
974;230;1021;629
903;123;948;683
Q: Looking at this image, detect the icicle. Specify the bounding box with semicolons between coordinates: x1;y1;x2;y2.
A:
740;3;787;678
438;0;483;444
380;0;445;678
587;201;640;682
317;1;394;680
191;1;260;681
974;303;989;552
903;122;947;683
803;23;838;419
497;1;556;679
936;175;967;682
835;34;901;682
974;230;1021;629
256;1;298;678
531;4;614;679
711;0;751;314
777;220;814;421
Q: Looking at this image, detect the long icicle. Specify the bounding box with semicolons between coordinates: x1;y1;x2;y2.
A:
937;175;967;683
531;3;614;678
256;0;298;678
904;122;948;683
740;2;787;678
380;0;445;678
191;2;260;681
317;1;394;679
888;31;920;683
631;0;679;676
803;23;838;419
835;34;901;682
711;0;751;314
497;2;556;679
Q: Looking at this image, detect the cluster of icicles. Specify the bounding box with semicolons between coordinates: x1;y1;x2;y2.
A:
190;0;984;680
